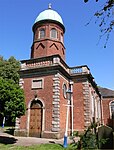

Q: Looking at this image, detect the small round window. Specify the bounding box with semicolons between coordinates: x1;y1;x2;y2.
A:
63;84;67;99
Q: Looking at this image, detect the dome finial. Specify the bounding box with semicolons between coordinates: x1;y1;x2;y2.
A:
48;3;52;9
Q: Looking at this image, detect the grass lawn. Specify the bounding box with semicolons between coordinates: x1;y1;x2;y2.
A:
0;126;75;150
0;143;74;150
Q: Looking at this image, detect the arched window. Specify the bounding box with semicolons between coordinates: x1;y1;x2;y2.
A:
50;28;57;39
110;101;114;119
39;29;45;39
91;95;95;118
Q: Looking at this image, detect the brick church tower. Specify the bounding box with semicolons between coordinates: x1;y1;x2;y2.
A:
14;5;102;138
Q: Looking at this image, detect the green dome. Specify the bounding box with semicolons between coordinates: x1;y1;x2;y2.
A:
35;8;64;26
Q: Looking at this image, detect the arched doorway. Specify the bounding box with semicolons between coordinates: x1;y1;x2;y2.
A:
29;100;43;137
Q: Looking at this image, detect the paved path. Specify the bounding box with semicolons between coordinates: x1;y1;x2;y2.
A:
0;131;79;146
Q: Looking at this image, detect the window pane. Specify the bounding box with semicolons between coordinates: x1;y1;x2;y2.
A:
110;101;114;119
39;29;45;38
63;84;67;98
111;102;114;112
50;29;57;39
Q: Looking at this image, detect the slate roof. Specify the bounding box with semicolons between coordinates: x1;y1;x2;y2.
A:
99;87;114;98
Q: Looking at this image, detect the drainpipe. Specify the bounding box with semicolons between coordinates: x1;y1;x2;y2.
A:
100;96;104;125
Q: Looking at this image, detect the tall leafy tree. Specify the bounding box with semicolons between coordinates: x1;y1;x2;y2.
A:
0;56;20;84
0;56;25;123
0;78;25;121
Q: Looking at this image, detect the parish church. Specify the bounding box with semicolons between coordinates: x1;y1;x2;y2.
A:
14;4;113;139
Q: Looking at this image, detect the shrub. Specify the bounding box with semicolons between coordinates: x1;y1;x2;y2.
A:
70;122;108;149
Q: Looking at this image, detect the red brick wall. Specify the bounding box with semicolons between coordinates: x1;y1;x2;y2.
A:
19;115;26;129
59;78;86;132
19;75;54;131
59;77;69;133
73;82;85;131
31;22;65;60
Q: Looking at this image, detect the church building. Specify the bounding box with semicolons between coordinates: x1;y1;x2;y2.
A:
14;5;102;139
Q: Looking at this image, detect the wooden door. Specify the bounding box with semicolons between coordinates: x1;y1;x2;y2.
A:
29;101;42;137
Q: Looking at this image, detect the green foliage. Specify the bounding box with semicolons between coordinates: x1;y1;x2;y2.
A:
0;78;25;122
84;0;114;47
94;0;114;47
0;56;20;84
0;56;25;122
70;122;108;149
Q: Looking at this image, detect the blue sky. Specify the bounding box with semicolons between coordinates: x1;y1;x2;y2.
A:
0;0;113;90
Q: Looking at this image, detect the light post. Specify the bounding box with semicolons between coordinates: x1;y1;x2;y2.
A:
63;89;72;148
70;81;74;137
